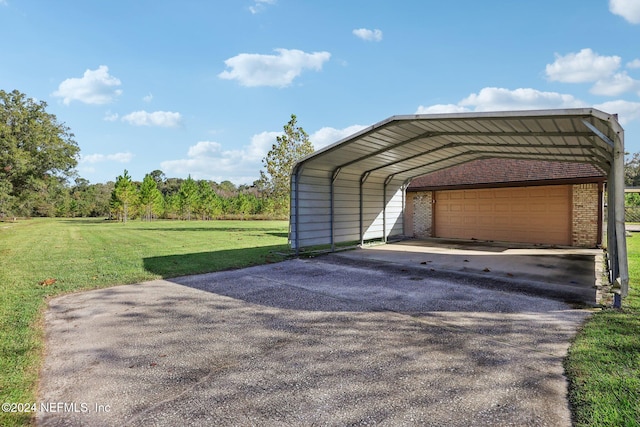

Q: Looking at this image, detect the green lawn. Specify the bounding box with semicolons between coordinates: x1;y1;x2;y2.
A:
565;235;640;426
0;218;289;426
2;218;639;426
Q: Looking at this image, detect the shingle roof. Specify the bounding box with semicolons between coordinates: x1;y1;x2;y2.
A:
408;158;606;191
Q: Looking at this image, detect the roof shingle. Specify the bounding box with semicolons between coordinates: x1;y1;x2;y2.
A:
408;158;605;191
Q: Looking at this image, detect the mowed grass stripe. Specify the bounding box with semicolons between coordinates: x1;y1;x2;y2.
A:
0;218;289;427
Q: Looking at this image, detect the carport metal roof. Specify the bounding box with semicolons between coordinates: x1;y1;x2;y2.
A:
290;108;628;298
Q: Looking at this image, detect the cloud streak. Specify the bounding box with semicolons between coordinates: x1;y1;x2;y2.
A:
121;110;183;127
249;0;275;14
80;152;133;164
353;28;383;42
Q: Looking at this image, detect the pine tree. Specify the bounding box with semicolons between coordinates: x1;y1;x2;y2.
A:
139;173;163;221
112;170;138;223
259;114;314;216
178;175;199;220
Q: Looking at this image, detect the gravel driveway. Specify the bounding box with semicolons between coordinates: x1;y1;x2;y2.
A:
37;254;592;426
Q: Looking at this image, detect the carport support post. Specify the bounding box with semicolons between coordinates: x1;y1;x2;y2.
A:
330;168;341;252
607;179;618;283
359;172;370;246
383;175;394;243
291;166;301;256
613;136;629;298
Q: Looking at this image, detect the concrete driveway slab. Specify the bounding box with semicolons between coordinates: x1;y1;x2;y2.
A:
38;255;592;427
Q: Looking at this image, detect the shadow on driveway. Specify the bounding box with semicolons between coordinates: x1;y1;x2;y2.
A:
37;254;593;426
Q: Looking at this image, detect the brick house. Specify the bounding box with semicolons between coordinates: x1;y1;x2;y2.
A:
405;158;606;247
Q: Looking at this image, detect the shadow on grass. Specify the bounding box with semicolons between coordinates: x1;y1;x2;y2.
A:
142;244;290;278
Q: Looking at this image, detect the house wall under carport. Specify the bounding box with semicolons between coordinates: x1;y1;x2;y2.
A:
405;182;602;247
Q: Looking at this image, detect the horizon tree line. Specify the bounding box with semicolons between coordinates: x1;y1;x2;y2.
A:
1;87;311;221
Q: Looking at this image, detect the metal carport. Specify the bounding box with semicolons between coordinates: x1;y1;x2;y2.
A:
289;109;629;298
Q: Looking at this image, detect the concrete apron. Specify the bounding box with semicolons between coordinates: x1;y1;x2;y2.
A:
37;246;597;427
333;238;605;306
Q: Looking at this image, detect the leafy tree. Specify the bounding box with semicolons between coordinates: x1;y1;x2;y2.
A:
178;175;199;220
139;173;163;221
216;180;237;198
625;152;640;187
68;177;96;217
112;170;138;223
0;89;79;216
149;169;165;186
90;181;115;217
0;179;13;218
259;114;314;216
160;177;183;197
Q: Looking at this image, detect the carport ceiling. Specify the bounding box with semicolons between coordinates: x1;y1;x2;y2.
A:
299;108;619;182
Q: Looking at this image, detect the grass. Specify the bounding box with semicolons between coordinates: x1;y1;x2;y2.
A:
565;234;640;426
0;218;289;426
2;218;639;426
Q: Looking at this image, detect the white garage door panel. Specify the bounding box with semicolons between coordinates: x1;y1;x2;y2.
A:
435;186;571;245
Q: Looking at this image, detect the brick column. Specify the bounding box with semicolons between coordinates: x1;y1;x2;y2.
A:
572;183;599;247
412;191;433;238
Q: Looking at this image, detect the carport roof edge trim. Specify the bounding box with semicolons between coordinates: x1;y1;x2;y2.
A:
289;108;628;299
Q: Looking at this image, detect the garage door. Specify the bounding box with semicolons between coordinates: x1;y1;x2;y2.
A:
434;185;571;245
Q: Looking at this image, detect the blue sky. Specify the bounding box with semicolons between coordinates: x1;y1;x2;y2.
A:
2;0;640;185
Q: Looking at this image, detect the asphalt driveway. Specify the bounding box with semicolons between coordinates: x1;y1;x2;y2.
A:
38;248;594;426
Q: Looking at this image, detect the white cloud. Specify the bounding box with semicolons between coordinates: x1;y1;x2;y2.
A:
310;125;368;149
143;93;153;102
218;48;331;87
545;48;640;96
610;0;640;24
104;112;119;122
353;28;383;42
161;131;282;185
593;100;640;125
245;131;282;161
590;72;640;96
187;141;222;157
416;87;640;125
459;87;586;111
80;152;133;164
249;0;275;14
52;65;122;105
627;59;640;69
416;104;470;114
546;48;621;83
121;110;182;127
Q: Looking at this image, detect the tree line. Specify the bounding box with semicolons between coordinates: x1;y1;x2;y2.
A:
108;170;283;221
1;88;313;220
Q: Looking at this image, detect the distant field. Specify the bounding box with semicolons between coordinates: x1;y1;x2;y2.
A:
0;218;289;426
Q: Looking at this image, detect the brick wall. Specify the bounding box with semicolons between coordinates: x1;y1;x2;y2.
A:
410;191;432;238
572;183;600;247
